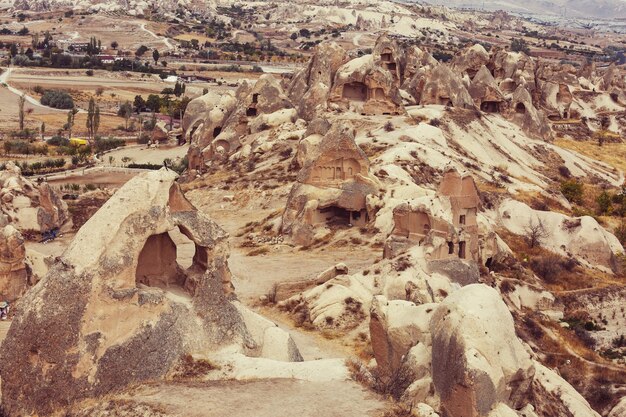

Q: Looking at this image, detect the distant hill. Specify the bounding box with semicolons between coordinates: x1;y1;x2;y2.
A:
415;0;626;19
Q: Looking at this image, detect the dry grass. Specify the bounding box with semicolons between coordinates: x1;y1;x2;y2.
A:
555;138;626;173
497;229;622;291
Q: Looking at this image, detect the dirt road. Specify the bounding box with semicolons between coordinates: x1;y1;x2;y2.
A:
120;379;385;417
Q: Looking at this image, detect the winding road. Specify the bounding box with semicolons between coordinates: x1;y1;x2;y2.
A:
138;22;174;51
0;67;65;112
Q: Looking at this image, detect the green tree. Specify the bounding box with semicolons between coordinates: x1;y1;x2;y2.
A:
511;38;530;54
133;95;146;113
40;121;45;141
146;94;161;112
66;108;78;140
560;179;584;205
596;191;612;215
117;101;133;130
86;97;101;142
111;40;118;50
18;94;26;131
153;49;160;64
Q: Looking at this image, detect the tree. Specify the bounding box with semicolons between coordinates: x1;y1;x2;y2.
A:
66;108;78;140
111;40;118;50
596;191;612;215
133;95;146;113
524;219;548;249
9;43;17;57
86;97;98;142
136;45;149;57
146;94;161;112
152;49;160;64
18;94;26;131
290;32;298;41
40;122;45;141
173;81;183;98
94;106;100;139
511;38;530;54
117;101;133;130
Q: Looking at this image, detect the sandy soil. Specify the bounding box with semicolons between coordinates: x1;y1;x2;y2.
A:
118;379;385;417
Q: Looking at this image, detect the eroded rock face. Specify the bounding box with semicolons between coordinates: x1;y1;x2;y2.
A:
288;41;348;121
410;64;475;109
498;199;624;273
0;224;28;301
211;75;294;158
509;85;552;140
370;296;435;374
0;162;69;233
430;284;535;417
329;54;403;115
281;123;378;245
0;169;258;416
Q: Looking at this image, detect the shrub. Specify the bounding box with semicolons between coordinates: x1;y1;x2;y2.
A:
596;191;612;215
558;165;571;178
47;135;69;146
384;121;394;132
40;90;74;109
429;118;441;127
530;255;563;283
560;179;584;205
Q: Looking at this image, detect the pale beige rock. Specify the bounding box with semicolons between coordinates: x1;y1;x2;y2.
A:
430;284;534;417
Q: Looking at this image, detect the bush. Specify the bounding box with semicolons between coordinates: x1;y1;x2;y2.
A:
560;179;584;205
530;255;564;283
93;137;126;153
40;90;74;109
47;135;69;146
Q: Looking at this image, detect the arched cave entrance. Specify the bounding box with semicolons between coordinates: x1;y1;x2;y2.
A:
515;102;526;114
135;226;209;296
480;101;499;113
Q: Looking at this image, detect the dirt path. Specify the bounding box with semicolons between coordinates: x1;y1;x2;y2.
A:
139;22;174;50
120;379;385;417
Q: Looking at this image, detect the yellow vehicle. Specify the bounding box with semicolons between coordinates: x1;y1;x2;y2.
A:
69;138;88;146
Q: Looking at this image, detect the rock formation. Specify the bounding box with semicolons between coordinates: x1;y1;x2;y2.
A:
452;44;491;79
497;199;624;273
281;123;378;245
369;284;601;417
0;169;301;416
185;91;237;171
329;54;403;115
469;65;506;113
0;224;28;301
288;42;348;121
410;64;475;109
384;168;481;266
0;162;69;233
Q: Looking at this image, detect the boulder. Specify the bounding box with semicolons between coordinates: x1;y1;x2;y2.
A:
0;169;264;415
369;296;435;374
430;284;535;417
